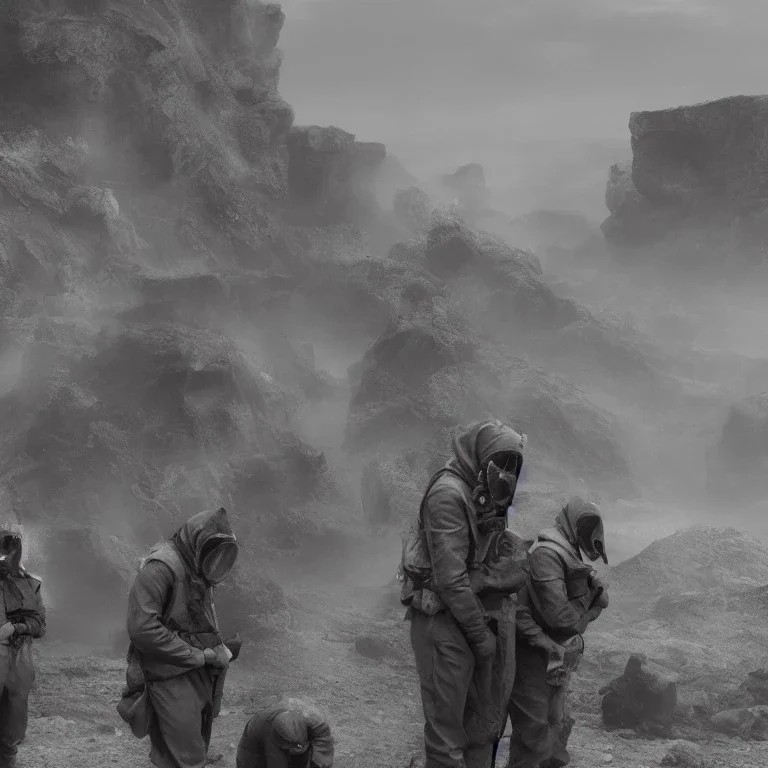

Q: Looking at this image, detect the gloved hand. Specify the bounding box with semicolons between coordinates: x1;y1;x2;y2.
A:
593;589;610;609
589;570;609;592
203;644;232;669
470;630;497;665
0;622;15;642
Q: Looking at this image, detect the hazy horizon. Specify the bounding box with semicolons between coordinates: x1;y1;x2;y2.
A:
279;0;768;219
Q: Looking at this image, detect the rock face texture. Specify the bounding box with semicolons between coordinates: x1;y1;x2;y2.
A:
601;96;768;268
600;654;679;737
610;526;768;596
440;163;492;216
287;125;386;222
0;0;371;641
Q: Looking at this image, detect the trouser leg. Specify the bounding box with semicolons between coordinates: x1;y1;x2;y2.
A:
543;669;575;768
147;667;215;768
466;604;516;768
507;645;552;768
410;610;475;768
0;644;34;766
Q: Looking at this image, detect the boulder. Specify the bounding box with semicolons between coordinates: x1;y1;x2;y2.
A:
739;669;768;706
354;634;391;661
600;96;768;267
417;214;581;331
710;705;768;740
660;740;704;768
600;654;679;737
440;163;492;215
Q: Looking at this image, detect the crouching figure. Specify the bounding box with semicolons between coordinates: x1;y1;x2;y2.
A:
236;696;334;768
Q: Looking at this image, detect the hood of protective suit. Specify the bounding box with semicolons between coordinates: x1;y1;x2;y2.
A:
171;507;239;585
272;710;309;753
555;496;608;564
446;419;526;488
0;521;23;574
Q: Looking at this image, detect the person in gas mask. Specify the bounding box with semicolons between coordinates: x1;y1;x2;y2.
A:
0;522;45;768
235;696;334;768
400;419;531;768
507;497;610;768
117;507;240;768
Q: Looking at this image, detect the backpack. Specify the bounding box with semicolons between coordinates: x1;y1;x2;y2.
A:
397;468;476;589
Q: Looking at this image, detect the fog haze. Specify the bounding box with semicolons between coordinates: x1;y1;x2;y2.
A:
280;0;768;217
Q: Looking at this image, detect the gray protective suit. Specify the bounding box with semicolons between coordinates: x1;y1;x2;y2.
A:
508;498;608;768
402;420;529;768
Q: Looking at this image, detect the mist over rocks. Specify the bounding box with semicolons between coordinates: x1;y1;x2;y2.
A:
707;392;768;501
439;162;492;217
610;525;768;596
286;125;387;224
600;95;768;271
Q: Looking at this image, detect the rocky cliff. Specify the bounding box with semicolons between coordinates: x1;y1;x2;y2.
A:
0;0;388;641
601;95;768;271
0;0;659;648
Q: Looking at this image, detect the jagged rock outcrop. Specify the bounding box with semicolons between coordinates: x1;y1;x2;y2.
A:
345;302;634;498
393;186;433;233
440;163;492;215
393;214;583;332
286;125;386;223
0;0;377;644
601;96;768;268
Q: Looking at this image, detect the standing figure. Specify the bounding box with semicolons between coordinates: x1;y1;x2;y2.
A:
0;522;46;768
117;507;240;768
508;497;610;768
400;419;530;768
235;696;334;768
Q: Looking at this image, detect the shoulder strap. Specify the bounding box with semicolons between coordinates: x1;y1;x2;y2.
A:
419;469;482;566
529;539;582;569
142;543;186;624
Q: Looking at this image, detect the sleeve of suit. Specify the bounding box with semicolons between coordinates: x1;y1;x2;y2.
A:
12;577;46;639
307;708;334;768
235;713;266;768
422;484;488;646
126;560;206;668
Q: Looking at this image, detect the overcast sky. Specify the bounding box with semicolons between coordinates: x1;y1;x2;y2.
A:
277;0;766;217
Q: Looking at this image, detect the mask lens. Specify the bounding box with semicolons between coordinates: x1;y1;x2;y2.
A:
487;460;517;508
0;535;19;551
201;541;239;583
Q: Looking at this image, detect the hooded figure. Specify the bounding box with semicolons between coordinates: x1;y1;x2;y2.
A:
118;508;239;768
508;497;610;768
235;696;334;768
401;420;529;768
0;523;45;768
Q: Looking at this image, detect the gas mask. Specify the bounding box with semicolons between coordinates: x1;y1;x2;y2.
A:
486;459;519;511
0;533;20;577
575;514;608;564
472;452;522;531
199;535;239;585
